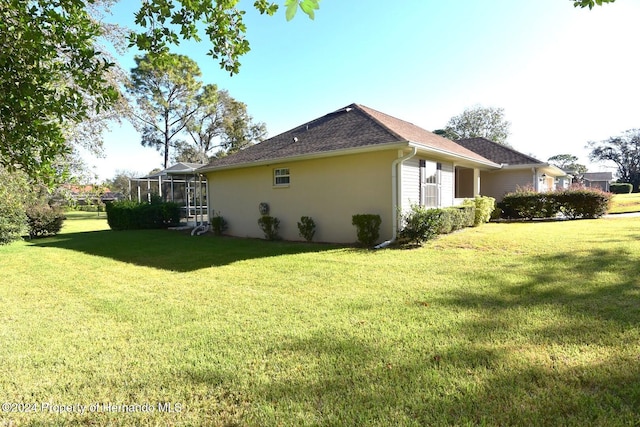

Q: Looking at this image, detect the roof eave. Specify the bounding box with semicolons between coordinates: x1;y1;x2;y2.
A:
197;141;410;173
500;163;567;176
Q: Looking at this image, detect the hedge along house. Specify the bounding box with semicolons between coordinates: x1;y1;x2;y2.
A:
455;137;567;201
198;104;500;244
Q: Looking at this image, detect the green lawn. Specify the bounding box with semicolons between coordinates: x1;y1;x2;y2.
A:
610;193;640;214
1;212;640;426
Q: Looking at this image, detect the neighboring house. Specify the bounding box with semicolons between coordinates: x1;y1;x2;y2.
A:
582;172;613;192
66;185;123;205
198;104;500;244
556;168;577;189
455;137;566;201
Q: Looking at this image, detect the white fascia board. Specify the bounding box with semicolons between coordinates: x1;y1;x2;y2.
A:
196;141;410;174
500;163;567;176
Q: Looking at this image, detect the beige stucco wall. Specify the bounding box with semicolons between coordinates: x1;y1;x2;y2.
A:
480;169;535;201
206;150;397;243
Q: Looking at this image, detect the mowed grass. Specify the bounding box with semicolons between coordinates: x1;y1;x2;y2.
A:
610;193;640;214
1;212;640;426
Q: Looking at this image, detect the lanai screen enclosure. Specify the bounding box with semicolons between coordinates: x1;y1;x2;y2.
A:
129;162;208;226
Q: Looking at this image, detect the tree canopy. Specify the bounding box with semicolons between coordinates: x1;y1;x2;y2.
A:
131;0;320;75
128;53;202;168
180;85;267;162
0;0;315;184
0;0;119;184
3;0;620;184
573;0;615;9
129;54;267;166
588;129;640;191
438;106;511;145
548;154;587;175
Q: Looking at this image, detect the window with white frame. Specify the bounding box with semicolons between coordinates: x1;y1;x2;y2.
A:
273;168;290;186
420;160;441;208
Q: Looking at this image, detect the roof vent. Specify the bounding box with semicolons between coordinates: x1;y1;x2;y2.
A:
345;107;353;112
293;137;299;143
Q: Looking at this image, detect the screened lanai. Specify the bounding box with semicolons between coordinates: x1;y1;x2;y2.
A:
129;162;208;226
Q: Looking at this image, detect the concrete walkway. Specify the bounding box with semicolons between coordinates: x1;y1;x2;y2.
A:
604;211;640;218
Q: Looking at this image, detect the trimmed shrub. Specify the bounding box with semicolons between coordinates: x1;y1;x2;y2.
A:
460;205;476;228
105;200;136;229
556;188;612;219
297;216;316;242
0;168;29;245
498;188;612;220
258;215;280;240
498;192;558;219
160;202;180;226
0;195;28;245
610;183;633;194
25;204;65;238
438;206;475;234
352;214;382;247
463;196;496;226
210;212;227;236
105;200;180;230
399;204;480;246
399;205;443;245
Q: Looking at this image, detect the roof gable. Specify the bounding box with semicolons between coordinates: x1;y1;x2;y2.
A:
456;137;543;165
356;105;493;163
200;104;495;171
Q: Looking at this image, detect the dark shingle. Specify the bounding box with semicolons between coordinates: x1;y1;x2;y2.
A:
583;172;613;181
456;137;543;165
200;104;495;171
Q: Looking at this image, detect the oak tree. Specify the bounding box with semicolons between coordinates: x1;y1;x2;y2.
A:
441;106;511;145
0;0;118;183
588;129;640;191
177;85;267;162
548;154;588;175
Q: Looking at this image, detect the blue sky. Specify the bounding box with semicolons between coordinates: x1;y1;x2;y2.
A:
90;0;640;180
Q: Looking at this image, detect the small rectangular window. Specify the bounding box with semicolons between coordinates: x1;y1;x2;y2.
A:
274;168;290;186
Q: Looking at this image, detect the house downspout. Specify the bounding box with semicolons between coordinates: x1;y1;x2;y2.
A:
375;146;418;249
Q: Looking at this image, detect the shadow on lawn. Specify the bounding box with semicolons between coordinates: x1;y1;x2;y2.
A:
29;229;341;272
440;248;640;328
177;247;640;424
187;328;640;425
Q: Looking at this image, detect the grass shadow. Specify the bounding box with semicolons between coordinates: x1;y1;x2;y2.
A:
30;229;342;272
181;328;640;425
439;248;640;327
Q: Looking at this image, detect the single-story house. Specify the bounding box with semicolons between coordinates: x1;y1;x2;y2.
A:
556;169;576;189
582;172;613;192
65;185;124;205
455;137;566;201
198;103;501;244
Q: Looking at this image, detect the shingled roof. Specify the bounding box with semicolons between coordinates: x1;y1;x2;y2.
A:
583;172;613;181
198;104;497;172
455;137;543;165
